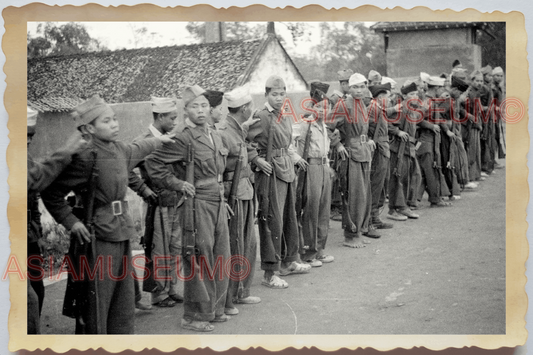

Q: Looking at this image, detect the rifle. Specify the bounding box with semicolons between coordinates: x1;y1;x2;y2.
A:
295;123;312;253
64;149;101;334
227;143;244;213
141;202;159;293
181;140;209;302
258;119;275;222
183;143;196;259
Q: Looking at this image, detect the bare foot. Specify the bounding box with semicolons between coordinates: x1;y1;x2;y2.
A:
343;236;368;248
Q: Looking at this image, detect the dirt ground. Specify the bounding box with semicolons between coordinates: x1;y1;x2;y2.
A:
40;160;505;335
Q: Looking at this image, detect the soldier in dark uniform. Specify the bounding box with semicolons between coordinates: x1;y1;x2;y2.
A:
492;66;506;163
27;107;88;333
41;95;173;334
133;96;183;308
247;75;311;289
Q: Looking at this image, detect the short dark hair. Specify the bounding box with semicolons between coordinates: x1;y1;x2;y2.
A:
427;84;439;90
339;80;349;85
265;87;286;95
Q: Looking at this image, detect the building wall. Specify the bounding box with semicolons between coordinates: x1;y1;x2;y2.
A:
245;39;308;95
386;44;482;78
387;28;471;49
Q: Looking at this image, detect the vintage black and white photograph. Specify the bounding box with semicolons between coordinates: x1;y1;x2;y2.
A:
25;19;508;337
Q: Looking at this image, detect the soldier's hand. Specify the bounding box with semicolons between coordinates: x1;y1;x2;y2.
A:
296;158;308;171
71;221;91;245
432;125;441;134
225;203;235;219
181;182;195;198
256;157;273;176
141;187;158;205
446;130;456;141
398;131;409;142
159;134;175;144
367;139;376;151
242;116;261;131
64;131;89;155
336;144;349;161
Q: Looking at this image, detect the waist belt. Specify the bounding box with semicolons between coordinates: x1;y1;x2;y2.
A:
307;157;328;165
259;148;288;158
347;134;368;146
195;174;223;186
95;200;128;216
223;169;251;182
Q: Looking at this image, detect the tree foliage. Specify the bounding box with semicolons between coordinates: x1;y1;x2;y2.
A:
186;22;266;42
478;22;506;70
27;22;106;59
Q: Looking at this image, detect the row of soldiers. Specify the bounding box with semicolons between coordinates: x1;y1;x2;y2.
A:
27;61;505;334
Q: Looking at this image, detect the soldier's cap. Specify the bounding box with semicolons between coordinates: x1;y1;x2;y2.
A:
337;69;354;82
151;96;177;114
27;106;38;135
348;73;367;87
203;90;225;108
481;65;493;75
265;75;286;90
492;66;504;75
451;76;469;92
427;76;445;87
420;72;430;83
225;86;253;108
452;59;462;68
369;82;391;98
368;70;382;83
451;67;468;80
182;85;207;107
310;81;330;102
401;80;418;95
470;69;483;80
73;94;115;127
381;77;397;90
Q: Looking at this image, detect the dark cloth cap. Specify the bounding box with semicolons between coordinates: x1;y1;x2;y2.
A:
203;90;224;108
401;81;418;95
452;59;462;68
369;82;391;98
451;76;469;92
310;81;330;102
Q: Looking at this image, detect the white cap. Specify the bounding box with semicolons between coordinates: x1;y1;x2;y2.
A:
151;96;177;113
348;73;367;87
27;106;38;127
224;86;253;108
493;67;504;75
381;76;397;90
427;76;445;86
420;72;430;83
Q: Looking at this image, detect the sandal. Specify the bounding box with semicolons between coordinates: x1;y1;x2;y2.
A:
261;275;289;289
212;314;231;322
279;262;311;276
154;297;176;308
181;318;215;332
169;294;184;303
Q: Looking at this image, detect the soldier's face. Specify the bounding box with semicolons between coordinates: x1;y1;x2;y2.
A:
472;75;484;89
186;95;210;126
210;105;223;124
484;74;493;84
87;113;119;142
266;88;286;110
340;81;350;94
160;110;178;134
349;83;367;98
493;73;503;84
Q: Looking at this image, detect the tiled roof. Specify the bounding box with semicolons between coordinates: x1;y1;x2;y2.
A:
28;39;265;112
371;22;486;32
